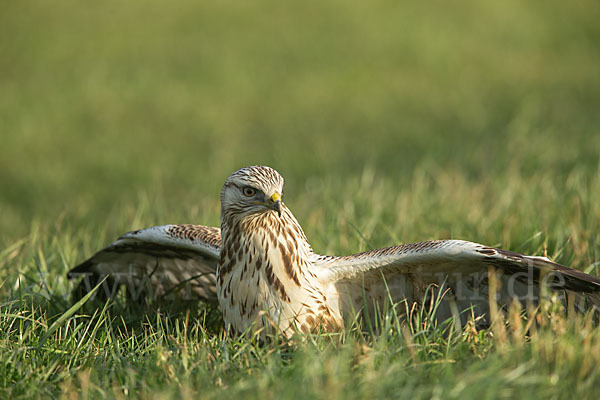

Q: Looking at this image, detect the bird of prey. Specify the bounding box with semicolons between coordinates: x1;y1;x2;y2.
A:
69;166;600;337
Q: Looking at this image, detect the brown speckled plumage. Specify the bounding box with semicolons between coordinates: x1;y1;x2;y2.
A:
166;224;221;248
70;166;600;337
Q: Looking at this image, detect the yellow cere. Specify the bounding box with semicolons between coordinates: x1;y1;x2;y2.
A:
270;193;281;203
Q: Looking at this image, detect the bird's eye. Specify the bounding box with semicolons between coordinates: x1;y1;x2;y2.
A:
242;187;256;197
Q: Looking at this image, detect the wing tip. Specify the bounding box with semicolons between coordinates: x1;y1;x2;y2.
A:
485;246;600;293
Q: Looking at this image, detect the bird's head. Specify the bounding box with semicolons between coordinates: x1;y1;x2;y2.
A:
220;165;285;220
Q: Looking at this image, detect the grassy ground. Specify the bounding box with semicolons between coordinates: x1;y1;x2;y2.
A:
1;0;600;398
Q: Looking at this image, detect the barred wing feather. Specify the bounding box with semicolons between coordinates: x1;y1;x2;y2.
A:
319;240;600;325
68;224;221;302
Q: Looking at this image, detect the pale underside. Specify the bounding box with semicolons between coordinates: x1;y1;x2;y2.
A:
70;223;600;337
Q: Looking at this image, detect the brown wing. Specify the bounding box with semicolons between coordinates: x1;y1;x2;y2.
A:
68;224;221;302
319;239;600;326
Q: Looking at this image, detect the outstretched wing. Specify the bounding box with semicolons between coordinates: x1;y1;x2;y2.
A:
317;240;600;325
68;224;221;302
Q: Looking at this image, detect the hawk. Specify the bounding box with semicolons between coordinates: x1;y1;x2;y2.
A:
69;166;600;337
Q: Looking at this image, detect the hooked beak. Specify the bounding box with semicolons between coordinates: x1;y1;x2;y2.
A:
270;192;282;217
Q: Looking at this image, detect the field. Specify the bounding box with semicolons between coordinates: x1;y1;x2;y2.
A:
1;0;600;398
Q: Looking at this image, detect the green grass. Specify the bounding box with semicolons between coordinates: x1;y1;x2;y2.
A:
1;0;600;398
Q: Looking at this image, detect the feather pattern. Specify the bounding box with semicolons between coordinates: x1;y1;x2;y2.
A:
69;224;220;301
70;166;600;337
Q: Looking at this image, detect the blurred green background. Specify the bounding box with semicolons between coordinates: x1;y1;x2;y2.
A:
2;2;600;397
1;0;599;248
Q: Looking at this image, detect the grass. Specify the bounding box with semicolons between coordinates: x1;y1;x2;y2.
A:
1;0;600;398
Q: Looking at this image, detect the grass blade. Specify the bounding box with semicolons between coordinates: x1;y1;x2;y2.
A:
39;276;108;346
